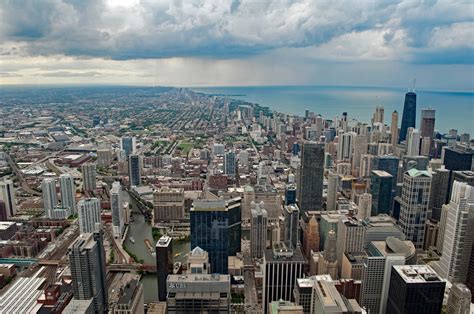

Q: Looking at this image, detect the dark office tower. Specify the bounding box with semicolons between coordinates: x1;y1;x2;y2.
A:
371;170;393;216
429;168;450;220
399;91;416;143
69;231;108;313
190;198;241;274
444;146;474;171
128;154;141;186
386;265;445;314
292;142;300;156
156;236;173;302
284;204;300;249
285;185;297;205
372;155;399;192
297;142;325;212
443;145;474;198
305;109;309;119
0;200;7;221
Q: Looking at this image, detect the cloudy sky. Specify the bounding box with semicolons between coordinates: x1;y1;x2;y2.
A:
0;0;473;89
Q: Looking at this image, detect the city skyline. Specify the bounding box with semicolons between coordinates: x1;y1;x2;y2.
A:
0;0;473;90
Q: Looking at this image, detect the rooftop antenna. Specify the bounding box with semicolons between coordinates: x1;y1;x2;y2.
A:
412;78;416;93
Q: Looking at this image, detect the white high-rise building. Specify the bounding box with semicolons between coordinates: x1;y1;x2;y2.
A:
435;181;474;283
82;163;97;192
326;171;339;211
59;174;76;215
406;127;421;156
0;180;16;218
110;182;124;238
42;178;58;218
373;106;385;124
78;198;101;233
336;132;355;161
250;201;267;259
399;169;432;248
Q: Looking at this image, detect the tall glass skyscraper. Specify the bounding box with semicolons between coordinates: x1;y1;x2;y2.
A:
190;198;241;274
399;91;416;143
371;170;394;216
297;142;325;212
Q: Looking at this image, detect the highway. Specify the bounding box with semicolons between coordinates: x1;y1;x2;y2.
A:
5;153;41;196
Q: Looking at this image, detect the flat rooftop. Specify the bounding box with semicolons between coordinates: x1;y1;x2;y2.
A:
393;265;443;283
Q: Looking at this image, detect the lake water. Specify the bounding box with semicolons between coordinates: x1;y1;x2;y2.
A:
191;85;474;134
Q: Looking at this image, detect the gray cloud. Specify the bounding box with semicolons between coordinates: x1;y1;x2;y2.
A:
0;0;471;64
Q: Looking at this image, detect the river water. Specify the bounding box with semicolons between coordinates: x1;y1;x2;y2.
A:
123;193;190;303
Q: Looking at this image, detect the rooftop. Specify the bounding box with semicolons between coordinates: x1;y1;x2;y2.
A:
156;235;172;247
394;265;443;283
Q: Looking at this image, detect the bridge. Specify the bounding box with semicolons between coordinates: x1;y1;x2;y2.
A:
108;263;156;273
0;257;39;266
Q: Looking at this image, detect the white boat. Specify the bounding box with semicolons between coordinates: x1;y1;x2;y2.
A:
129;237;135;244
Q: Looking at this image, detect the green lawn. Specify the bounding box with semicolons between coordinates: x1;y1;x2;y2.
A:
177;142;193;155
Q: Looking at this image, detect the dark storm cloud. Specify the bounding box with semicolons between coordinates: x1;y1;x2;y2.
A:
0;0;472;64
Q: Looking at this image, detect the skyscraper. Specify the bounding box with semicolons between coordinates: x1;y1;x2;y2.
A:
406;128;420;156
120;136;136;157
357;193;372;219
386;265;445;314
42;178;58;218
81;163;97;192
78;198;101;234
372;155;399;192
110;182;123;238
336;132;355;162
250;201;267;259
399;169;432;248
96;149;113;167
435;181;474;283
156;236;173;302
373;105;384;124
399;91;416;143
284;185;297;205
283;204;299;250
420;108;435;148
128;154;141;186
190;198;241;274
371;170;393;216
446;283;472;314
317;229;339;279
0;180;16;218
302;215;319;259
360;239;414;314
391;110;399;145
262;242;305;314
59;173;76;215
326;171;339;211
69;231;108;313
428;167;450;220
224;151;236;178
297;142;325;212
336;217;365;272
